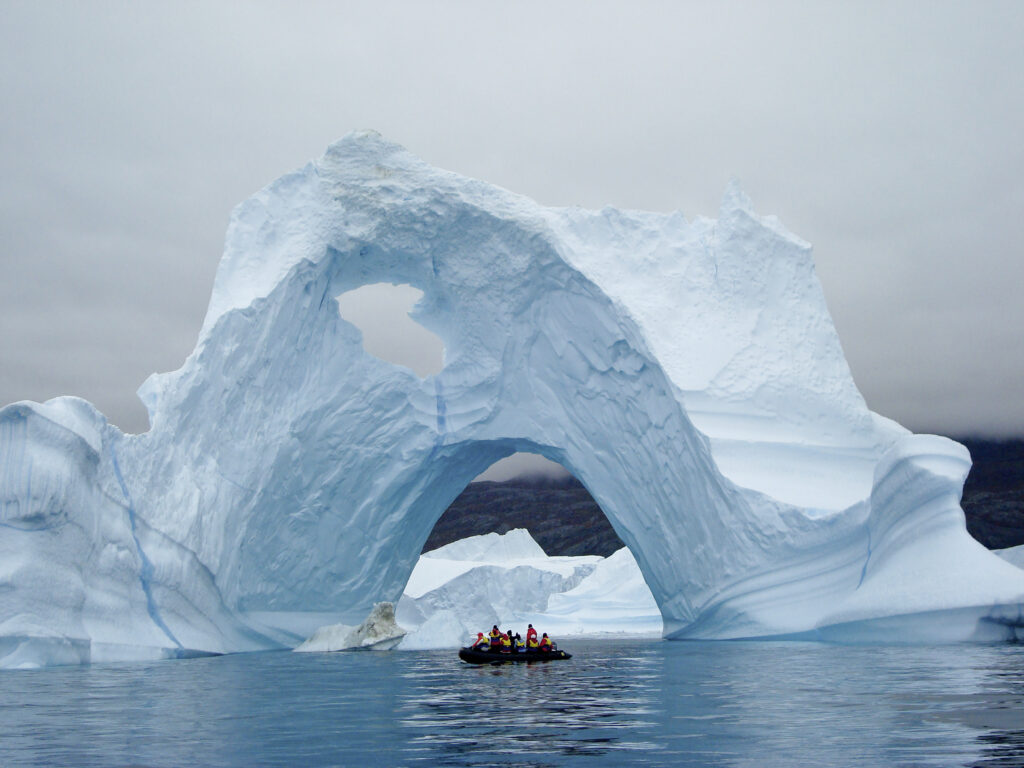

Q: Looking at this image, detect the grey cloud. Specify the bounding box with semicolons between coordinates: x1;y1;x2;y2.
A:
2;1;1023;461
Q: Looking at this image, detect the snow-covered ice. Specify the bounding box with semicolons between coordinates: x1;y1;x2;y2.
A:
2;131;1024;667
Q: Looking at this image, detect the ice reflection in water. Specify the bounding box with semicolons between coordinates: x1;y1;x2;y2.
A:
398;651;662;762
2;639;1024;766
392;640;1024;767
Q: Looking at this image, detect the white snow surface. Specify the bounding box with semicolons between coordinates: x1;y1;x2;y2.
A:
2;131;1024;668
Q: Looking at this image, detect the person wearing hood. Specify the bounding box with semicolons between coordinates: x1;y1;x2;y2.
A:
526;624;538;646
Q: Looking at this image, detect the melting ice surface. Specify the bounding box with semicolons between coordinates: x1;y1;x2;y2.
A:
3;130;1024;669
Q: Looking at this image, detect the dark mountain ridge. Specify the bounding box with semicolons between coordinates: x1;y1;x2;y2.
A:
959;438;1024;550
423;475;622;557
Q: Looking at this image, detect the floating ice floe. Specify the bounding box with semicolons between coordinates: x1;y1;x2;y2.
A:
294;602;405;652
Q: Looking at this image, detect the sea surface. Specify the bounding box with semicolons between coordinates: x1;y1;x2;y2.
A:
3;638;1024;767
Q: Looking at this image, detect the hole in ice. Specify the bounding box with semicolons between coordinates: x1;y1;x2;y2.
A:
336;283;445;378
399;452;662;649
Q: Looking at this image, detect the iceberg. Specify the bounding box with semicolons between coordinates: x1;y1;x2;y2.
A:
3;130;1023;667
543;547;663;636
421;527;548;562
396;528;611;647
397;529;661;649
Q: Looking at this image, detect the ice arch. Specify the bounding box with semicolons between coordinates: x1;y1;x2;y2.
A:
3;131;1024;667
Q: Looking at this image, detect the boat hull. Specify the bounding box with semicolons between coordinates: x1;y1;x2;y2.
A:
458;647;572;664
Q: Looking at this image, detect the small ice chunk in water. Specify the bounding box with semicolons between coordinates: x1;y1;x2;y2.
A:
294;602;406;652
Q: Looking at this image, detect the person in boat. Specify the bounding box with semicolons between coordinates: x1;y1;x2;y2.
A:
500;631;512;653
472;632;489;650
489;625;501;650
526;623;538;647
539;633;553;652
513;632;525;652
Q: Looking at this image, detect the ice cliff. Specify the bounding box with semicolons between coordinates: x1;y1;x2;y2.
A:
3;130;1024;668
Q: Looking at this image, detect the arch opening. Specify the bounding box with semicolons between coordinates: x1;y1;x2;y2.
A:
424;453;621;557
395;452;663;649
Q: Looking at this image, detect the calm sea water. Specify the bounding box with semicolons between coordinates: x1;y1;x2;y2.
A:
2;638;1024;767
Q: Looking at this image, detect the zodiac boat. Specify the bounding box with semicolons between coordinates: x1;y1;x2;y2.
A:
458;646;572;664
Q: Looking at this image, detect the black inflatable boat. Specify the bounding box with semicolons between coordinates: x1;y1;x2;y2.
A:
458;646;572;664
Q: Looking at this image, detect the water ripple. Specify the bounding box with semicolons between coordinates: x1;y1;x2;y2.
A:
2;640;1024;766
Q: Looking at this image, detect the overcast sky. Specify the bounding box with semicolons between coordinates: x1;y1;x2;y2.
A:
2;2;1023;480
